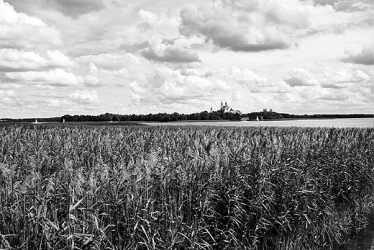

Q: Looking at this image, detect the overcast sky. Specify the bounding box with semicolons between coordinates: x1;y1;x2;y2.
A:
0;0;373;118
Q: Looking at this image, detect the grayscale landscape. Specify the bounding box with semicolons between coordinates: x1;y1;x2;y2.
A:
0;0;373;249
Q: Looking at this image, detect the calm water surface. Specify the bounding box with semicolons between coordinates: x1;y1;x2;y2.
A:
143;118;374;128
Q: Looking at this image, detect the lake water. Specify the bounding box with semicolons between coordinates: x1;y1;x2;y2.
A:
142;118;374;128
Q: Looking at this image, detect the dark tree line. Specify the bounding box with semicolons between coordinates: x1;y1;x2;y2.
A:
60;111;242;123
2;111;371;124
246;111;373;121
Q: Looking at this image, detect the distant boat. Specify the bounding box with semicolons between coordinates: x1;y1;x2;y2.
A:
256;116;260;122
33;119;38;124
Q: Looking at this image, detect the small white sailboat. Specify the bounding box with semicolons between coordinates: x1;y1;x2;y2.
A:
256;116;260;122
33;119;38;124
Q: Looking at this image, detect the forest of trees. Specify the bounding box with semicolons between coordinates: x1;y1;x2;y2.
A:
60;110;242;123
246;111;373;121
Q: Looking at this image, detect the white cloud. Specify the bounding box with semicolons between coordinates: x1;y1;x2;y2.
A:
232;91;242;101
319;90;350;101
69;90;99;104
0;83;22;90
84;75;100;87
1;0;372;117
47;98;61;108
138;9;158;25
179;0;370;52
314;0;373;12
224;67;269;87
138;9;180;40
140;37;201;63
284;67;372;90
5;68;93;87
89;62;128;77
341;45;374;65
0;0;62;49
46;50;74;68
0;49;74;71
129;81;146;94
78;53;139;71
0;89;16;97
180;3;290;52
331;69;370;83
129;68;232;108
284;68;319;87
0;89;17;105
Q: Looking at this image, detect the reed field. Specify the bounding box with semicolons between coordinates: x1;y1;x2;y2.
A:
0;124;373;249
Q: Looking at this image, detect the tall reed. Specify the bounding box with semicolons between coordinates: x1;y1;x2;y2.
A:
0;125;373;249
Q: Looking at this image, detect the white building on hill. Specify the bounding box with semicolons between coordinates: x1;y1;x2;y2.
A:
219;101;242;115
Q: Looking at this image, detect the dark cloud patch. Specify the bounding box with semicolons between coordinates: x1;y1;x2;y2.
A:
313;0;340;6
224;42;289;52
321;83;346;89
120;42;148;54
140;39;201;63
203;71;213;78
284;77;305;87
45;0;105;18
5;0;105;18
319;93;349;101
313;0;373;12
341;45;374;65
179;5;291;52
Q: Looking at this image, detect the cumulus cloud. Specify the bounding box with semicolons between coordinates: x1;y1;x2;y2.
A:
78;53;139;71
224;67;269;86
284;67;372;89
46;98;62;108
0;0;62;49
140;37;201;63
179;0;370;52
0;49;74;71
138;9;180;40
84;75;100;87
341;45;374;65
0;89;16;98
319;91;350;101
69;90;99;104
180;3;290;52
89;62;128;78
280;66;373;108
0;89;17;105
331;69;371;83
5;68;95;87
314;0;373;12
129;68;231;107
129;81;146;94
232;91;242;101
284;68;319;87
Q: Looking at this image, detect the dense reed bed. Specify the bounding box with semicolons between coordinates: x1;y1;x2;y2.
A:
0;124;373;249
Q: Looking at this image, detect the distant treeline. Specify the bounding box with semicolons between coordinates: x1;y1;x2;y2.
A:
60;111;242;123
1;111;372;123
247;111;373;121
0;117;61;123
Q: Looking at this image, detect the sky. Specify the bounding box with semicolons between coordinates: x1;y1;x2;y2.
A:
0;0;373;118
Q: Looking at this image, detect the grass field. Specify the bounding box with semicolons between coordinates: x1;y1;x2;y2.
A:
0;124;373;249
